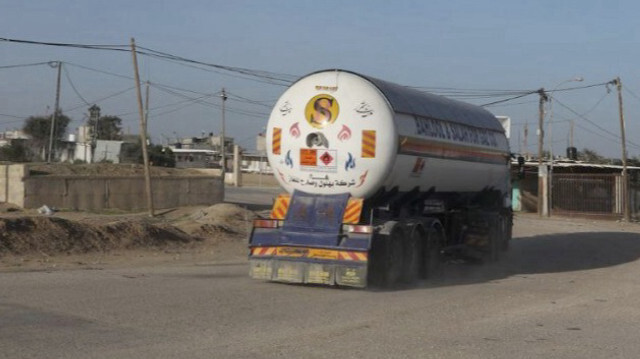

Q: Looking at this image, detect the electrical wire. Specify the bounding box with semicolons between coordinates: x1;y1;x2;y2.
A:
150;84;270;118
483;99;539;108
62;85;136;113
481;91;539;107
0;37;129;51
554;98;640;151
64;61;134;81
62;64;91;106
1;37;298;86
623;85;640;103
0;113;24;119
0;61;53;69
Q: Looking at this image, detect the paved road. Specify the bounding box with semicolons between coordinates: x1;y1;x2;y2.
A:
2;212;640;358
224;185;283;211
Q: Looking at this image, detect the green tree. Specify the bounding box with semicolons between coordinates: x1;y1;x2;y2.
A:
119;141;175;167
149;145;175;167
0;140;31;162
627;156;640;167
22;111;71;158
578;148;608;164
87;115;123;140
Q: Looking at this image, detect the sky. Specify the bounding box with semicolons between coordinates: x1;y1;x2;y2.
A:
1;0;640;158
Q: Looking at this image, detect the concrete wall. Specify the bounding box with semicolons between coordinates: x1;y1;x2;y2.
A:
0;164;27;206
23;175;224;211
1;164;223;210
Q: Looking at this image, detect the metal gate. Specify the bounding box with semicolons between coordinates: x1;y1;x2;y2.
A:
551;174;619;217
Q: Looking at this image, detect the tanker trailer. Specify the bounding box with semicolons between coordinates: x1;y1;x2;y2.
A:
248;69;512;288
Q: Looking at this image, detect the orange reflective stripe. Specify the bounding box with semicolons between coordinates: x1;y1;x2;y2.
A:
342;198;363;224
361;130;376;158
270;193;291;219
272;127;282;155
252;247;277;256
337;251;368;262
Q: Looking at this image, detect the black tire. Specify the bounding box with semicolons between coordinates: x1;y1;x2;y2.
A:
369;225;404;288
501;214;512;252
421;229;443;279
485;217;501;262
381;226;404;287
400;226;422;285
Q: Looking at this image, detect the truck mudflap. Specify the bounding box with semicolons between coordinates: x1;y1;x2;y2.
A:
248;190;371;288
249;257;368;288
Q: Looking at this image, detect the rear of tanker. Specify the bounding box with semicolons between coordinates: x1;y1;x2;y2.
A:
248;70;512;288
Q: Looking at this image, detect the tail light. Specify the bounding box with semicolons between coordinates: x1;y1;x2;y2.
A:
343;224;373;234
253;219;280;229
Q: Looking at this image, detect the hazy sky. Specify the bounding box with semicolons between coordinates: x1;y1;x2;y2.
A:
1;0;639;157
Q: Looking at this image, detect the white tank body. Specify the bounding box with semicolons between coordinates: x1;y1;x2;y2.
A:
266;70;510;199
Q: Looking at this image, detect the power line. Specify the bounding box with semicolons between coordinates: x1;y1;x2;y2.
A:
484;99;539;108
149;83;270;118
481;90;539;107
62;85;136;113
136;45;297;84
553;97;640;151
62;64;91;106
0;37;296;86
0;37;129;51
623;85;640;103
0;61;54;69
0;113;24;119
64;61;134;81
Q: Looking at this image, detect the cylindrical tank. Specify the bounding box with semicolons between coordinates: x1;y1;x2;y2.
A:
567;147;578;160
266;70;510;199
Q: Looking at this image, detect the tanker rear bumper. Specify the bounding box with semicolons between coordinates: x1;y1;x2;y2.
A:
249;256;368;288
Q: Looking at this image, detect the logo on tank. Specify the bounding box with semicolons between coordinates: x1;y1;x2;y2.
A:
305;94;339;129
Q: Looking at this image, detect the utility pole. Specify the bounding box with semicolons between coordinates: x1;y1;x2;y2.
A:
613;77;630;222
145;81;150;126
47;61;62;163
523;122;529;160
537;88;548;216
570;120;574;148
131;38;154;217
220;88;228;184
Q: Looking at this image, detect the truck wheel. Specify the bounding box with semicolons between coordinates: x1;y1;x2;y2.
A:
372;225;404;288
421;229;443;279
501;214;512;252
486;217;501;262
400;226;421;285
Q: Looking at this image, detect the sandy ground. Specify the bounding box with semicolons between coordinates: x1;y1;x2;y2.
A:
0;202;254;271
0;163;282;271
2;195;639;274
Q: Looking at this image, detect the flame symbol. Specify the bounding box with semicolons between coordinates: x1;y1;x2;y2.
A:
289;122;300;138
285;150;293;168
345;153;356;171
356;170;368;188
337;125;352;141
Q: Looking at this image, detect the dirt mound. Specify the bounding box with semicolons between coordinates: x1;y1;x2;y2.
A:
0;216;198;256
185;203;255;238
0;202;22;213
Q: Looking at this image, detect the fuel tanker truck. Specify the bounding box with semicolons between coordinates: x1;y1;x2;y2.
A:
248;69;512;288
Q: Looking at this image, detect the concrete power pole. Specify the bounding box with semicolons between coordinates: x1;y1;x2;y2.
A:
220;88;228;185
537;88;548;216
47;61;62;163
130;38;155;217
613;77;630;222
